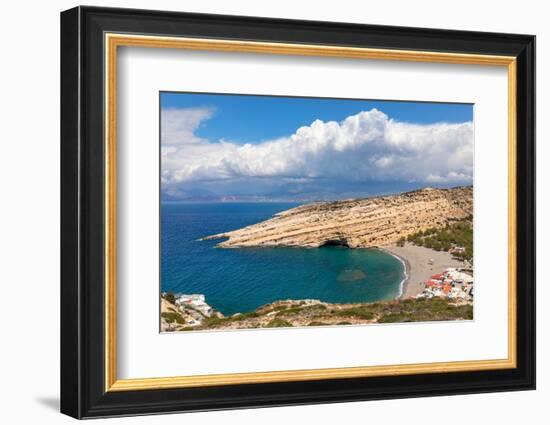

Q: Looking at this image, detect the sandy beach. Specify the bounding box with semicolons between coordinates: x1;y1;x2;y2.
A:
381;243;467;299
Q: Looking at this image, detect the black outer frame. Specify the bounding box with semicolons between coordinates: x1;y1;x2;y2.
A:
60;5;536;419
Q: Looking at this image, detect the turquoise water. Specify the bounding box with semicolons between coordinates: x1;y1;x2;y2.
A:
161;202;405;315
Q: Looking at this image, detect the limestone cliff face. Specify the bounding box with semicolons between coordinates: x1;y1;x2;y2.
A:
203;186;473;249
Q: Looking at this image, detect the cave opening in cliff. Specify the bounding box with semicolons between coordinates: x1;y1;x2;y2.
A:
320;238;350;248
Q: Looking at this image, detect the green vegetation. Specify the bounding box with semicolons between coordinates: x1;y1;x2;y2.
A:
376;298;473;323
196;311;262;329
162;291;176;305
335;306;376;320
304;298;472;325
234;311;260;320
266;318;293;328
177;326;197;332
308;321;329;326
276;304;327;317
211;299;469;329
406;220;473;261
271;304;292;312
161;311;185;324
166;298;472;332
201;316;225;327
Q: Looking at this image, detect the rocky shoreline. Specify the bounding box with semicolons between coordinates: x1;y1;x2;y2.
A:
161;242;473;332
161;186;475;332
160;295;473;332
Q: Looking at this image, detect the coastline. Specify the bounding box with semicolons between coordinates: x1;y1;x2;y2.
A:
381;243;467;299
377;249;410;299
161;295;474;332
162;242;472;332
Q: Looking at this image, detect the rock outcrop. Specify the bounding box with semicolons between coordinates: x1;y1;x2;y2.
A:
162;297;473;332
203;186;473;248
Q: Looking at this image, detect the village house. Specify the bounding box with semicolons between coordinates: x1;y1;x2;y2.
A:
416;268;474;302
176;294;214;317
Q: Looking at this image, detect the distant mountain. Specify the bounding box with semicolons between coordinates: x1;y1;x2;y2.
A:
161;181;459;203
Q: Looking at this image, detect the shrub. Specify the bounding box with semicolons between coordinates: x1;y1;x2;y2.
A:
375;299;473;323
405;220;473;261
378;313;411;323
308;321;329;326
202;316;226;327
161;311;184;324
265;318;293;328
276;304;327;317
335;307;375;320
228;311;259;322
163;291;176;305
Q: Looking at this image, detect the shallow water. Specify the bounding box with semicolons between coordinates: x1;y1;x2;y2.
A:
161;202;405;315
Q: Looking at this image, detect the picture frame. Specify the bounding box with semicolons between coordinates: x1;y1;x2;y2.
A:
60;5;535;419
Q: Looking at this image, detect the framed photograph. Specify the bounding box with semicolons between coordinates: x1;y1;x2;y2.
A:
60;6;535;419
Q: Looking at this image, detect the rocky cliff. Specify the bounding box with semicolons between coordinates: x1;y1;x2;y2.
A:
203;186;473;248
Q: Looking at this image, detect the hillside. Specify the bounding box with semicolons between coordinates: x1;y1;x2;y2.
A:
160;297;473;332
203;186;473;248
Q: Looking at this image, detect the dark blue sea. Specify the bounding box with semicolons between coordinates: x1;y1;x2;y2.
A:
161;202;405;315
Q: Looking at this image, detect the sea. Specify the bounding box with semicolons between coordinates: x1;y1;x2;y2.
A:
161;202;406;316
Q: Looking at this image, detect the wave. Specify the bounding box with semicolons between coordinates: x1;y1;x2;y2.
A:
384;251;408;299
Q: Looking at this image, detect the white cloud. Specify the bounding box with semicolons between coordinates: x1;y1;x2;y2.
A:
161;107;215;146
161;108;473;190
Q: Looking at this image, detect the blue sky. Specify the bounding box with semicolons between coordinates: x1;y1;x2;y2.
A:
160;92;474;201
161;92;473;145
